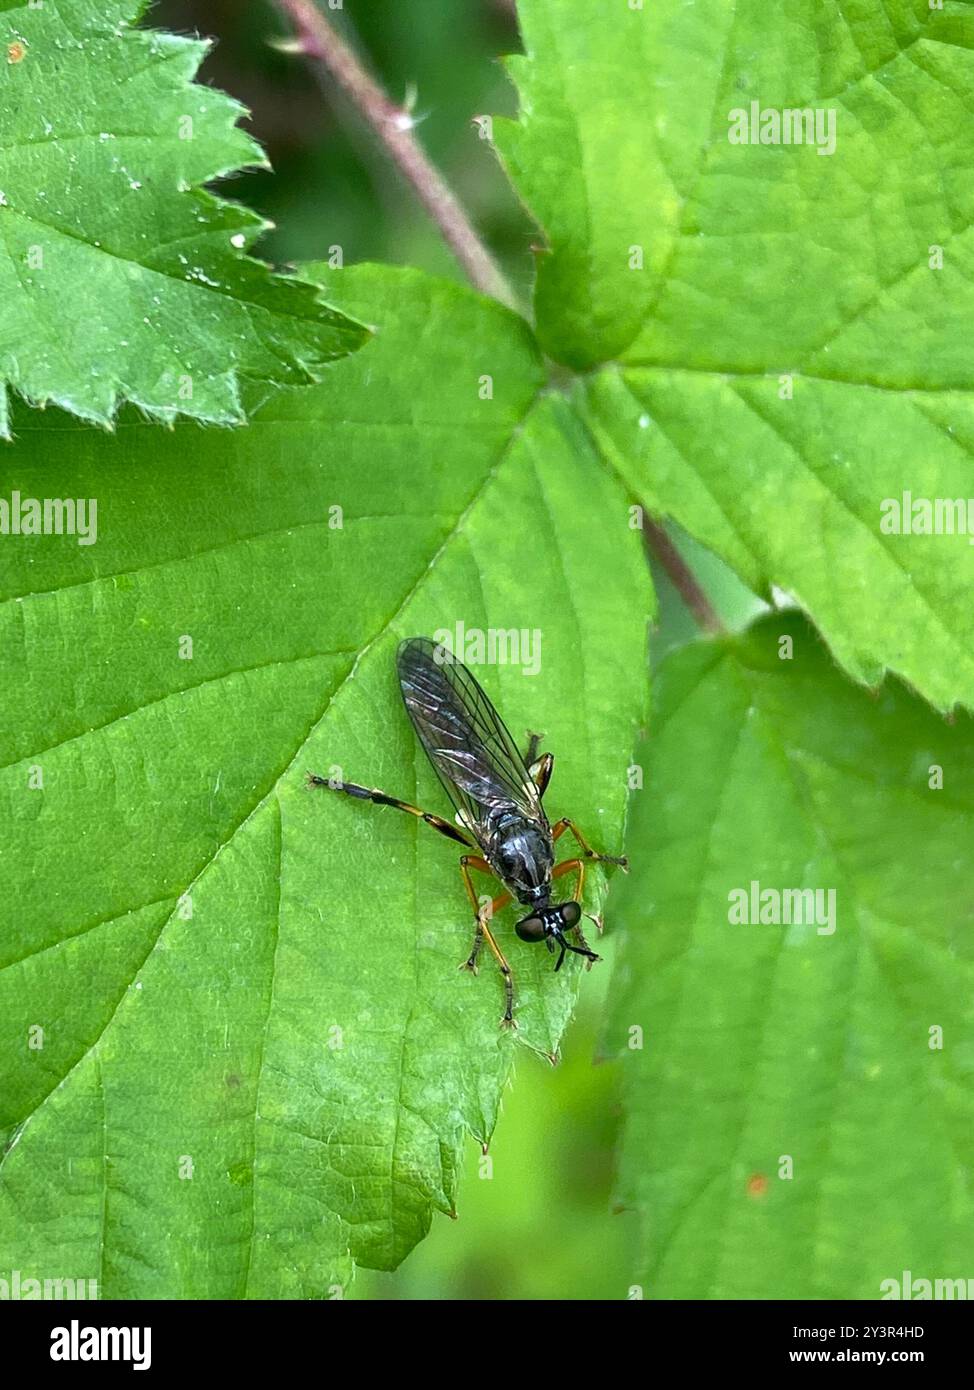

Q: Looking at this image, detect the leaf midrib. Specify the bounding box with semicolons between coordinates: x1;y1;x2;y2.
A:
0;384;546;1235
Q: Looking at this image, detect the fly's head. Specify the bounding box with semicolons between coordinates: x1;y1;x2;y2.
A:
514;901;600;972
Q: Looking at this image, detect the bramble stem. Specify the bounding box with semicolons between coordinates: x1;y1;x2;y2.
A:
642;519;725;635
272;0;519;310
275;4;722;635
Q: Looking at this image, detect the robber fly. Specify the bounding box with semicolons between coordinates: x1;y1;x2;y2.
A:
308;637;627;1026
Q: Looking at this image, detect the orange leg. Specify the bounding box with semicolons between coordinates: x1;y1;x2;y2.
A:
526;745;553;796
307;773;473;846
551;817;628;870
459;856;516;1026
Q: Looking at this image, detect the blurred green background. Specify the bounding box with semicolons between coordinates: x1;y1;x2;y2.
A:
151;0;766;1298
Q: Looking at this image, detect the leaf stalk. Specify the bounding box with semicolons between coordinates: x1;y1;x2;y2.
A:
271;0;519;311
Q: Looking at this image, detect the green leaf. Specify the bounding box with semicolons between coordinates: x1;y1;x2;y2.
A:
606;610;974;1299
0;0;366;434
497;0;661;370
0;265;652;1296
497;0;974;711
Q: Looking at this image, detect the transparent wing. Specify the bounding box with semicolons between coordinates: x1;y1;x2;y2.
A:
396;637;544;841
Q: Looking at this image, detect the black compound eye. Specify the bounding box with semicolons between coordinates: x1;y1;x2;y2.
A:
560;902;582;928
515;915;546;943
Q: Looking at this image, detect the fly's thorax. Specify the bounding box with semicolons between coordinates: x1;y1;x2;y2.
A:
487;811;554;904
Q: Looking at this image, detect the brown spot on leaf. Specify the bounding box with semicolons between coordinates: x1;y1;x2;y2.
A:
7;41;26;64
747;1172;769;1198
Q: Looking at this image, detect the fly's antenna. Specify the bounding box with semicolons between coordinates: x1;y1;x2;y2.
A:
552;932;601;972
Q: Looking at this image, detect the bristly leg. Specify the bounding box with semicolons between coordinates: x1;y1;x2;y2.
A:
459;855;516;1025
307;772;473;846
524;730;545;766
551;816;628;872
